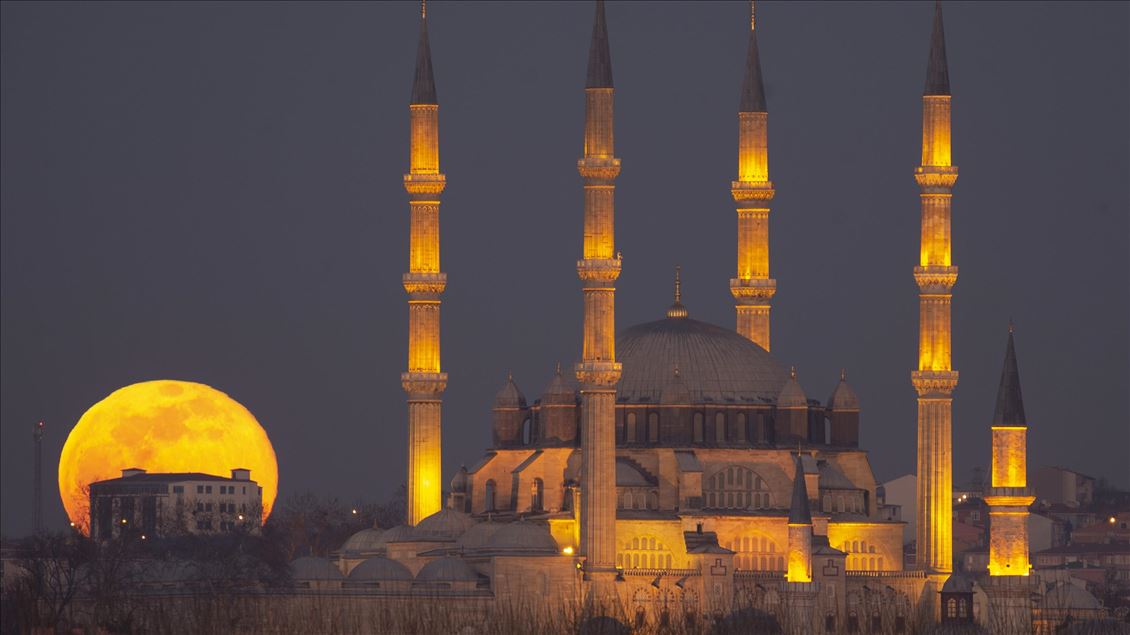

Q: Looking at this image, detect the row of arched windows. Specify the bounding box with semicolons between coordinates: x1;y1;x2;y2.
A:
703;466;773;510
619;411;776;445
618;536;674;570
822;491;866;514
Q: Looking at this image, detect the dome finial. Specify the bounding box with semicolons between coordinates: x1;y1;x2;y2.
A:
421;0;426;19
554;361;562;375
507;369;513;382
790;366;797;380
750;0;756;31
1008;317;1014;334
666;266;688;319
840;368;847;381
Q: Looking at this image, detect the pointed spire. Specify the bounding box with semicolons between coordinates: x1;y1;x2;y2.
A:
788;453;812;525
992;323;1027;427
739;1;767;112
924;1;950;96
586;1;614;88
411;0;438;105
667;266;688;319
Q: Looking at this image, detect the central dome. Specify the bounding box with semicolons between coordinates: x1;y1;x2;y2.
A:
617;317;789;404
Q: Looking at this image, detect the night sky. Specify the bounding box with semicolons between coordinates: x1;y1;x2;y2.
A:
2;1;1127;537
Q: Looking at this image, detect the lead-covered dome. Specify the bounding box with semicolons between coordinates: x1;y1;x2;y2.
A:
618;317;789;404
341;527;385;554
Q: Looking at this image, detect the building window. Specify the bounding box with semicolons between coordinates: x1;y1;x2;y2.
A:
735;412;747;442
705;466;771;510
714;413;726;443
172;486;183;494
726;534;783;571
946;598;957;618
521;418;532;445
647;413;659;443
871;612;882;631
825;615;836;632
485;480;497;511
531;478;544;511
970;510;980;521
693;413;704;443
626;413;637;443
616;536;673;570
205;486;212;494
197;485;204;494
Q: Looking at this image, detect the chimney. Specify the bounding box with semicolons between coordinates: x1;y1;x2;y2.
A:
231;468;251;481
122;468;146;478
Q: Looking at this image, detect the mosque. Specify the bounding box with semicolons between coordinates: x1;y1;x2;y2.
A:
283;3;1104;633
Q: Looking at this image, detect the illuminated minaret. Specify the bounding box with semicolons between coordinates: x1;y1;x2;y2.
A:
401;0;446;527
786;454;813;583
986;324;1035;577
730;1;775;351
912;1;959;577
576;0;622;595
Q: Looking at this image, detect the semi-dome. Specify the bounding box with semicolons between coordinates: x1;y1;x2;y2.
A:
618;317;789;404
494;373;526;409
416;556;481;583
341;527;386;554
290;557;344;581
484;521;560;555
348;556;413;582
412;509;476;541
827;370;860;410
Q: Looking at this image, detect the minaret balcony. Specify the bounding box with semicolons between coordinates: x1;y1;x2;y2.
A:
731;180;775;203
913;266;958;293
914;166;958;192
403;173;447;198
403;272;447;298
911;370;959;396
577;157;621;182
401;372;448;396
575;360;622;388
576;258;621;284
730;278;776;303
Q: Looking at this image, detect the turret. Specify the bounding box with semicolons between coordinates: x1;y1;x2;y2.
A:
986;324;1035;577
449;465;469;513
492;373;529;447
730;1;777;350
776;367;808;443
540;363;578;445
826;369;860;447
402;0;448;526
787;454;813;583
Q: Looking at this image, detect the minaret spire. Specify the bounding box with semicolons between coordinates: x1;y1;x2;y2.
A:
576;0;622;609
667;266;688;319
993;327;1026;426
924;1;950;96
402;1;447;526
786;454;813;582
730;1;776;350
912;0;958;584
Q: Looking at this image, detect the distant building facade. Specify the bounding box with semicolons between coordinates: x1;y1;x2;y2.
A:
89;468;261;540
1035;466;1096;508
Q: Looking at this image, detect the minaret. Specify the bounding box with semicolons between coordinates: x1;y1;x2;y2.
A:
730;1;776;350
34;420;44;533
786;454;813;583
912;1;959;577
401;0;446;527
986;324;1035;576
575;0;622;598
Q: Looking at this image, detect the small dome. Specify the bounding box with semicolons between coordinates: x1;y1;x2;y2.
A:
485;521;559;555
1044;583;1102;610
416;556;481;583
348;556;413;582
457;521;505;551
412;509;476;541
494;373;526;409
941;573;973;593
290;557;343;581
777;367;807;408
341;527;386;553
378;524;416;545
827;370;860;411
541;363;576;405
450;465;469;493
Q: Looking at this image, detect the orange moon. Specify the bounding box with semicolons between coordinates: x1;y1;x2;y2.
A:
59;380;278;532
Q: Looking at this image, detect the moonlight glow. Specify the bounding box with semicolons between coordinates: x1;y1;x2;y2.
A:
58;380;278;531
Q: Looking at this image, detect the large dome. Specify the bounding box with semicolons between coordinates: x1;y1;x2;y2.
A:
618;317;789;404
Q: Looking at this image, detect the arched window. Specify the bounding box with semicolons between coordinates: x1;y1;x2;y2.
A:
725;534;783;571
823;494;832;512
946;599;957;618
521;418;532;445
647;490;659;510
617;535;673;570
735;412;747;442
562;486;573;511
648;413;659;443
693;413;704;443
531;478;544;511
704;466;771;510
714;413;726;443
626;413;637;443
485;480;497;511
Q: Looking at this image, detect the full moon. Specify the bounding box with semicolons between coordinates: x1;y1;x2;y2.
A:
59;380;278;531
